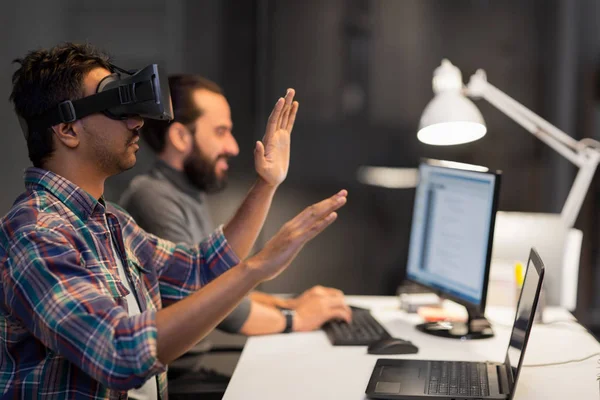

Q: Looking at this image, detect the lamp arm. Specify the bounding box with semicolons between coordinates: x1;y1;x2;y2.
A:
467;71;582;160
480;85;583;165
561;150;600;228
466;69;600;228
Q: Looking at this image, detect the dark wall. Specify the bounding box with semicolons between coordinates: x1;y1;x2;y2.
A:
208;0;600;314
214;0;551;295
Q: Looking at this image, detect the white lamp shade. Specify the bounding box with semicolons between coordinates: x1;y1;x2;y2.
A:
418;91;487;145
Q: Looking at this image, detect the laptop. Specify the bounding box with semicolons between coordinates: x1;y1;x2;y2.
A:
365;248;545;399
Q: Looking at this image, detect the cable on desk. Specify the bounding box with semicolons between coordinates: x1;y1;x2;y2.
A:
539;320;588;331
521;352;600;367
490;319;586;331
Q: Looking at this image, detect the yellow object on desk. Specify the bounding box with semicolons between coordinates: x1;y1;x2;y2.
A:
515;262;525;287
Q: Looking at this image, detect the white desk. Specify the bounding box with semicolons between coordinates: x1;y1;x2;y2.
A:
223;296;600;399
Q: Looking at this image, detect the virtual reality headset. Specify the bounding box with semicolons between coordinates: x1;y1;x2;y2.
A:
20;63;173;138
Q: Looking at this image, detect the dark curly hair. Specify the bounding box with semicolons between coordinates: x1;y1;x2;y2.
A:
141;74;223;154
9;42;112;167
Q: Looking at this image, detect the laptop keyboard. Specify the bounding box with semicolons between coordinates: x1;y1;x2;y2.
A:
322;306;391;345
427;361;490;397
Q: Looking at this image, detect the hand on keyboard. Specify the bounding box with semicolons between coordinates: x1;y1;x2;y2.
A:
292;291;352;332
285;285;345;309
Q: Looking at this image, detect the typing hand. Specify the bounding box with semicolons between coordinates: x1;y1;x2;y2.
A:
247;190;347;282
254;89;298;188
285;285;345;309
293;293;352;332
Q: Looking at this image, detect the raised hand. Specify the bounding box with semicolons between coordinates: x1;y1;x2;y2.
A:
254;89;299;187
248;190;348;282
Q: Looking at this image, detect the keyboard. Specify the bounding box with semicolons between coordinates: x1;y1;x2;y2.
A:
322;306;391;345
427;361;490;397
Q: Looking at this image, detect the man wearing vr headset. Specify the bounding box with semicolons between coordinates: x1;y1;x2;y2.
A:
1;42;348;400
120;75;351;341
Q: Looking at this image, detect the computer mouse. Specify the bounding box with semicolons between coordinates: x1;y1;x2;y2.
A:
367;338;419;355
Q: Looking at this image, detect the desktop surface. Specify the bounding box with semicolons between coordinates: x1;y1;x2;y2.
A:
223;296;600;400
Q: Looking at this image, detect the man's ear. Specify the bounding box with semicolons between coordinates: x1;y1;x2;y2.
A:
167;122;193;154
51;121;80;149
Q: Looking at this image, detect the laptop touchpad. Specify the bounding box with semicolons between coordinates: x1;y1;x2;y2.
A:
375;381;402;394
374;366;420;394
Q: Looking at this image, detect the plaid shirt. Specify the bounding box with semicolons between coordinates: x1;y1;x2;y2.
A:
0;168;240;399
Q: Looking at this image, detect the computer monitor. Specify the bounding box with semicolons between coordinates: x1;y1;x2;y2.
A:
406;159;501;339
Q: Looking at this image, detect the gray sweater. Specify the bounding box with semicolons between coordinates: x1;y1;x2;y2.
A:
119;160;251;333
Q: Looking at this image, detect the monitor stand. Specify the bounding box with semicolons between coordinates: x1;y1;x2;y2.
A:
415;306;494;340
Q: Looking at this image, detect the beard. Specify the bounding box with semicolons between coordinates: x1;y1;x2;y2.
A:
183;145;229;193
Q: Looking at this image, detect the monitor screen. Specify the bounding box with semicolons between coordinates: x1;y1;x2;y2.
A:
406;160;499;307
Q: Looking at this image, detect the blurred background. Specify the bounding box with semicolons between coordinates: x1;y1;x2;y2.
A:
2;0;600;334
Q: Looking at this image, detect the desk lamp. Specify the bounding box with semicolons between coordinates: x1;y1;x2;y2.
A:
418;59;600;229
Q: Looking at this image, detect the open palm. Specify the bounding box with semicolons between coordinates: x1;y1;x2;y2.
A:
255;89;299;187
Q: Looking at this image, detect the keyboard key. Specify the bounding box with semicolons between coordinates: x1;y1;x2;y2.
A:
427;361;489;397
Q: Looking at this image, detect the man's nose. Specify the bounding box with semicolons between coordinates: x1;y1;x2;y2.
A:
126;116;144;131
226;134;240;156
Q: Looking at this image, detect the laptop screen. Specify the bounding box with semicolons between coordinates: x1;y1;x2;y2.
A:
504;249;545;394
